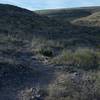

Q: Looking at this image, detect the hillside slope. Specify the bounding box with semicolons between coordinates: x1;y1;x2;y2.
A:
0;4;69;40
35;6;100;47
0;4;100;100
0;4;100;46
72;11;100;27
35;6;100;22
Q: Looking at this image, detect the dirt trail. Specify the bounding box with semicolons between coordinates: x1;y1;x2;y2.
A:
0;55;57;100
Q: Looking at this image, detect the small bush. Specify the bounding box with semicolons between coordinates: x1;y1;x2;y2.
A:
39;47;53;57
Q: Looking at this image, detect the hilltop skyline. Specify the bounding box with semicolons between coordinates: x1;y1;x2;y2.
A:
0;0;100;10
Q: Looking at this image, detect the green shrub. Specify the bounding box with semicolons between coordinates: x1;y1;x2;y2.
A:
39;47;53;57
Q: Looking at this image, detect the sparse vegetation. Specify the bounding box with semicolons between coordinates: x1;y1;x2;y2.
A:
72;12;100;26
52;48;100;70
52;50;73;65
47;72;100;100
0;4;100;100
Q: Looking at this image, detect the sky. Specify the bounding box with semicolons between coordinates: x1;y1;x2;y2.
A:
0;0;100;10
